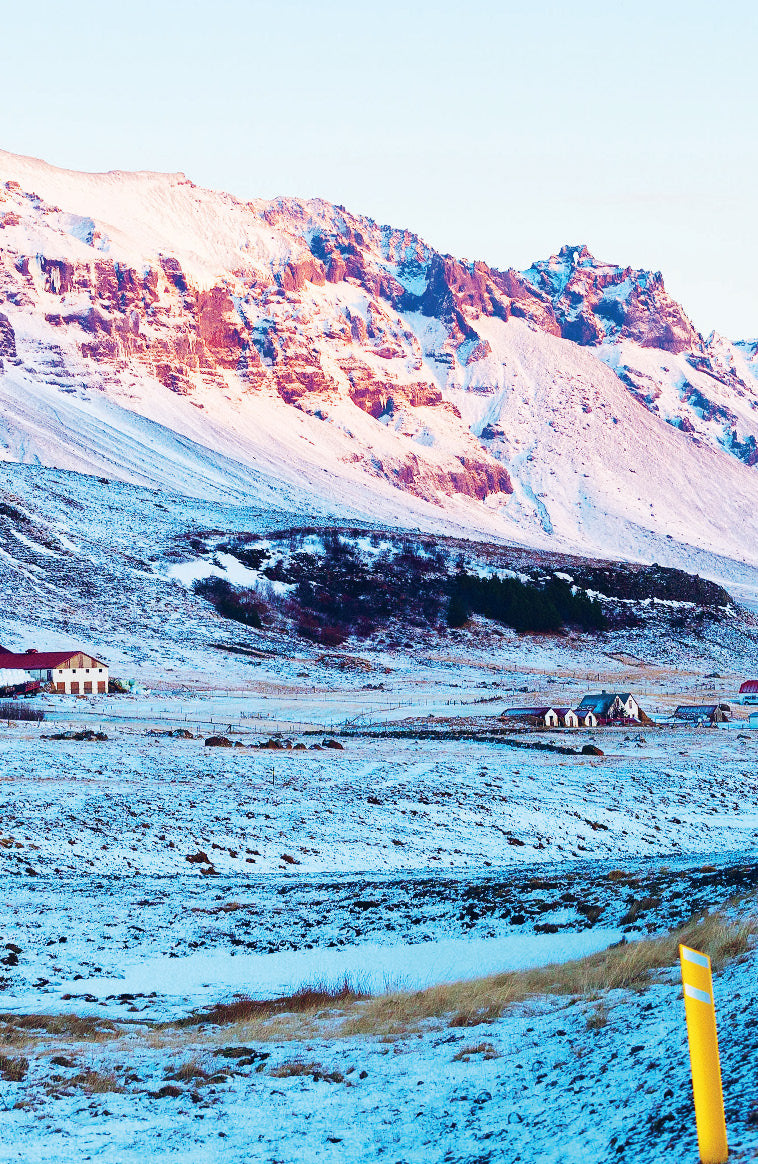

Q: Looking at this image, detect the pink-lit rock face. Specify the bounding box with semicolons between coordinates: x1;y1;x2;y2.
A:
1;154;756;524
0;311;16;359
522;244;701;353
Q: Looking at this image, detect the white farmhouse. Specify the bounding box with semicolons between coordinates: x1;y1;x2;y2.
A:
0;648;109;695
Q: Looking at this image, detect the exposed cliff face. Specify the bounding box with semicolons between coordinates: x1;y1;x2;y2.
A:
521;244;702;354
0;149;756;573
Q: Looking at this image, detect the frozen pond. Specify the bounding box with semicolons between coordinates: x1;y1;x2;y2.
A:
41;929;626;1018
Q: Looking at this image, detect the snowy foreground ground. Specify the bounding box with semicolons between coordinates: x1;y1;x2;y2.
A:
1;702;758;1162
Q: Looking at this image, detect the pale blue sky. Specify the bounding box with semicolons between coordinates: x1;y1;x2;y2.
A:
2;0;757;337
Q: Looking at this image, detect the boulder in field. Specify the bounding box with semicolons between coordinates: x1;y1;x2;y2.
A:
205;735;233;748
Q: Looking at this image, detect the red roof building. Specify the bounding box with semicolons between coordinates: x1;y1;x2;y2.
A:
739;680;758;694
0;649;109;695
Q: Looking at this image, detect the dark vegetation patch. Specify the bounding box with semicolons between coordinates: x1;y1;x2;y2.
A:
177;977;371;1028
446;573;605;632
187;528;734;645
0;502;29;524
194;577;263;628
0;701;43;722
570;562;731;607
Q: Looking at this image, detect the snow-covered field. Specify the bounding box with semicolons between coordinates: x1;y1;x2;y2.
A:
6;946;758;1164
0;464;756;1159
1;701;758;1161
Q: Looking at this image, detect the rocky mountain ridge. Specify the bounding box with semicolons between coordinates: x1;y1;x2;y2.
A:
0;148;756;592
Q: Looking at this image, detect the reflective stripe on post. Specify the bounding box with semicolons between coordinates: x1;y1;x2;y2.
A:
679;944;728;1164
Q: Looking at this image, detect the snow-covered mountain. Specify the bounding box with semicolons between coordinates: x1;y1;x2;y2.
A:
0;147;756;594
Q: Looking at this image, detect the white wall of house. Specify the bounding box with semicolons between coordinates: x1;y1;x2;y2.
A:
32;654;109;694
54;663;108;695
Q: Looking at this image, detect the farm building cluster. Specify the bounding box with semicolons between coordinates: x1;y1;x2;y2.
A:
503;686;758;729
502;692;643;729
0;648;109;696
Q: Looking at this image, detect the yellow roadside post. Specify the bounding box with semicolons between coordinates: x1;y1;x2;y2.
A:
679;944;728;1164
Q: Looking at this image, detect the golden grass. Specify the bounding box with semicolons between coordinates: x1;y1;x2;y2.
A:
176;974;372;1029
452;1041;500;1062
0;910;753;1061
0;1054;29;1082
270;1059;344;1083
333;911;754;1037
0;1013;119;1040
64;1069;124;1095
164;1057;210;1083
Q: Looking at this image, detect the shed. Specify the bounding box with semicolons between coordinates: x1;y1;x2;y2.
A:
673;704;731;725
554;708;579;728
574;708;598;728
502;706;560;728
739;680;758;693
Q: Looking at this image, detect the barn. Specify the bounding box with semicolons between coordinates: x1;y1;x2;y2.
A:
0;649;109;695
673;704;731;725
502;706;560;728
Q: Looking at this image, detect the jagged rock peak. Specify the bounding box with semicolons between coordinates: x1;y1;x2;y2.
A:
521;245;699;353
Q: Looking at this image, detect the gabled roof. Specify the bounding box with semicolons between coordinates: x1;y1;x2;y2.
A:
577;693;616;713
740;680;758;694
503;706;556;717
0;649;104;670
673;705;722;718
577;692;635;714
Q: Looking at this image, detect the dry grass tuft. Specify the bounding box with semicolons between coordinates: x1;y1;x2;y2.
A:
0;1013;119;1040
586;1002;610;1030
178;974;371;1029
452;1041;500;1062
270;1059;344;1083
164;1057;210;1083
66;1069;124;1095
0;1054;28;1082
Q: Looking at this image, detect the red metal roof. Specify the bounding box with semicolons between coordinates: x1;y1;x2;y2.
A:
0;650;104;670
740;680;758;693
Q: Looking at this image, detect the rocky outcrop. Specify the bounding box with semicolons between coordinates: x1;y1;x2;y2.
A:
0;312;16;359
522;244;702;353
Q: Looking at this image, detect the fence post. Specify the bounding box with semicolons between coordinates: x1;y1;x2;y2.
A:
679;944;728;1164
